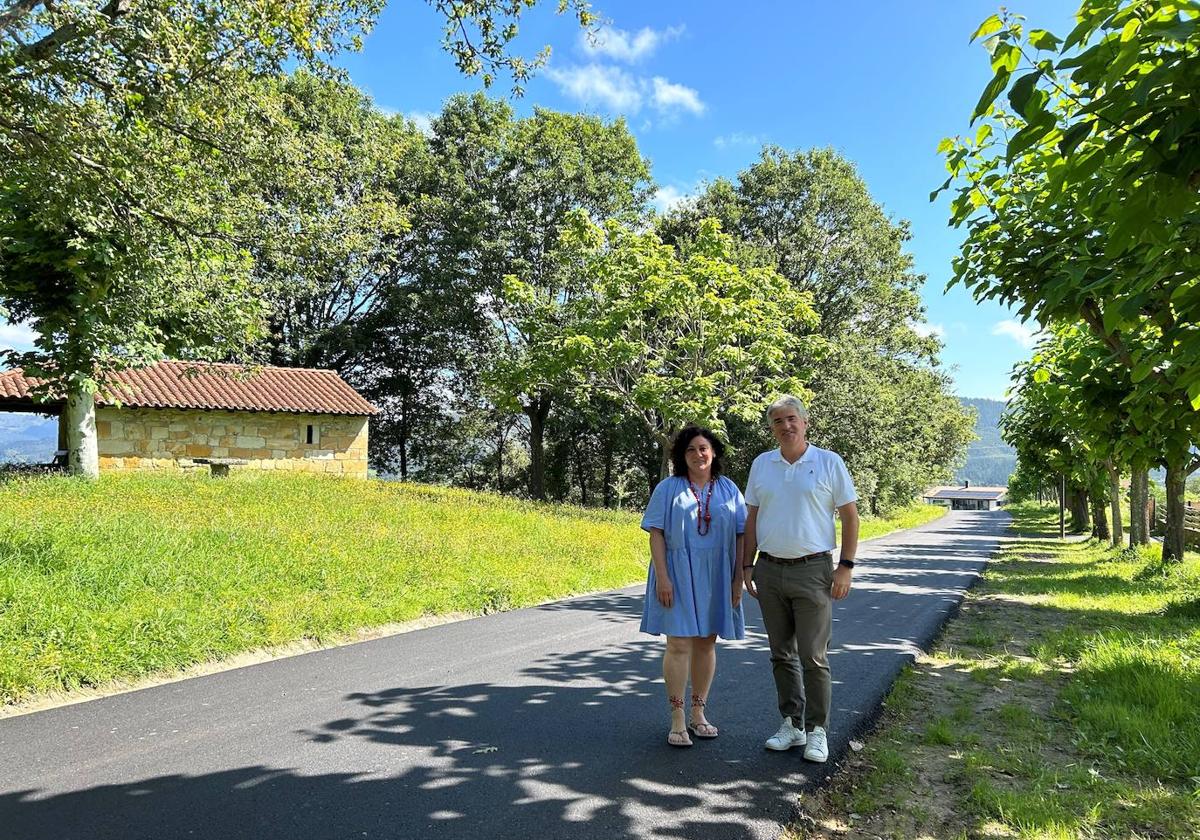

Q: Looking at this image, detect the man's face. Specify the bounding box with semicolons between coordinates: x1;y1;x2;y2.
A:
769;407;808;448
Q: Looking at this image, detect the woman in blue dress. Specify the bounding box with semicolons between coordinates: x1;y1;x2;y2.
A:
641;426;747;747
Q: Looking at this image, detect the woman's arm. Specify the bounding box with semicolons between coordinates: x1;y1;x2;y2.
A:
650;527;673;607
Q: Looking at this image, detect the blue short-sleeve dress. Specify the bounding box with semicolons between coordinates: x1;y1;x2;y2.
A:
640;475;747;640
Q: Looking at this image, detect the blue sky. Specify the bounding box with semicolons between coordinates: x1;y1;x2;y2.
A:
1;0;1081;399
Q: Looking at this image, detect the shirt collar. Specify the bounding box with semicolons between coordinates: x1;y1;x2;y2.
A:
771;444;818;464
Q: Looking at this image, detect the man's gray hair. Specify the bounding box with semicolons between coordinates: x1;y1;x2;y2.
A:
765;395;810;424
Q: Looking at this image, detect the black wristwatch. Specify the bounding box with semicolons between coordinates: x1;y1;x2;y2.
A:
838;558;855;569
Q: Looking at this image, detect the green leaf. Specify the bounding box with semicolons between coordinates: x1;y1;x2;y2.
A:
1007;71;1042;118
929;176;952;203
1131;359;1153;383
971;14;1004;42
971;69;1012;124
1006;121;1052;162
1058;122;1092;156
1100;303;1124;336
1028;29;1062;51
991;43;1021;73
1063;17;1094;50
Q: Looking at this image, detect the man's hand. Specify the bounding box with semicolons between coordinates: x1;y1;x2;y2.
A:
831;564;852;600
744;567;758;600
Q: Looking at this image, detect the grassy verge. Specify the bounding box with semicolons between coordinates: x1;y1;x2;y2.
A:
855;501;947;542
0;473;645;706
792;502;1200;839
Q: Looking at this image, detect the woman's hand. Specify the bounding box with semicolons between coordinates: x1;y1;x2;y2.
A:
731;575;743;608
656;576;674;608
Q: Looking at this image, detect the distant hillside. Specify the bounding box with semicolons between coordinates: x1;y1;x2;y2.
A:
955;398;1016;486
0;413;58;463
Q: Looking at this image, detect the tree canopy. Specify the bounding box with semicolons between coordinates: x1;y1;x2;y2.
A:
941;0;1199;559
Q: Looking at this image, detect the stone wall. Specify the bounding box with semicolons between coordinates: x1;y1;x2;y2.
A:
95;408;369;477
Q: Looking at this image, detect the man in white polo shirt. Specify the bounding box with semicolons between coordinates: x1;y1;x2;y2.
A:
743;395;859;763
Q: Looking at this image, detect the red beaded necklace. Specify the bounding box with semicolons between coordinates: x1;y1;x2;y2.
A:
688;478;714;536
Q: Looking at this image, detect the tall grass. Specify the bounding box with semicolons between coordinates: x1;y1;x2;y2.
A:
0;473;646;705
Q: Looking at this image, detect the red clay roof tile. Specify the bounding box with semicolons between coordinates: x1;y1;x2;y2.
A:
0;361;378;415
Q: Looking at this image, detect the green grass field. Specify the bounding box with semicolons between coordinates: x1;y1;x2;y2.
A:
0;473;943;707
797;501;1200;839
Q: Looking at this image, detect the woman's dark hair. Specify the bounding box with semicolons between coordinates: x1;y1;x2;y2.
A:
670;426;726;480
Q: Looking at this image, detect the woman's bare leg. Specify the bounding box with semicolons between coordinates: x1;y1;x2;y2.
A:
664;636;692;745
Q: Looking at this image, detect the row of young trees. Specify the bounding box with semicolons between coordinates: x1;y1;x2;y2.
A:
1;0;974;512
940;0;1198;562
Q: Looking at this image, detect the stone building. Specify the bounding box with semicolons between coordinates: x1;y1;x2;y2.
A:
0;361;378;477
922;482;1007;511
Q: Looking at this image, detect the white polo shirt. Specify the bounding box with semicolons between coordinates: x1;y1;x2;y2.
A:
745;444;858;557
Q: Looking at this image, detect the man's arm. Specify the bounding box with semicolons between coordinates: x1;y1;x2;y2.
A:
832;501;859;600
743;505;760;598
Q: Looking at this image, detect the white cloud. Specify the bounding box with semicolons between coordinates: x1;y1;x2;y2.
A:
992;319;1039;349
912;322;945;339
405;111;436;135
546;63;643;113
545;65;706;119
651;77;705;116
0;319;37;352
581;25;684;62
713;132;764;150
652;185;694;214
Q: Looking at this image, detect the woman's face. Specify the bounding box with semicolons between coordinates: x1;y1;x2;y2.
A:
684;435;715;475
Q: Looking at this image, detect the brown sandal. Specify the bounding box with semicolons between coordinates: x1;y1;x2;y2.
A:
668;695;693;747
688;695;719;739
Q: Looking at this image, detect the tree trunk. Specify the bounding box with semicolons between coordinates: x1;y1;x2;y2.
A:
1129;467;1149;546
1162;463;1186;563
398;396;410;481
1106;461;1123;548
602;430;615;508
525;394;551;501
65;385;99;479
1067;487;1090;533
496;419;504;494
1057;473;1065;539
658;438;671;482
1090;490;1110;542
577;442;588;506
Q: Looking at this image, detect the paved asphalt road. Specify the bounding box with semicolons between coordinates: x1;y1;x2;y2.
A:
1;509;1010;840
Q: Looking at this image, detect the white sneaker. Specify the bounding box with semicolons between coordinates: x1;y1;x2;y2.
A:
803;725;828;762
765;717;807;751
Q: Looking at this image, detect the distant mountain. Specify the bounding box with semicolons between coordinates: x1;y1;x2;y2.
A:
0;413;58;463
955;398;1016;486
